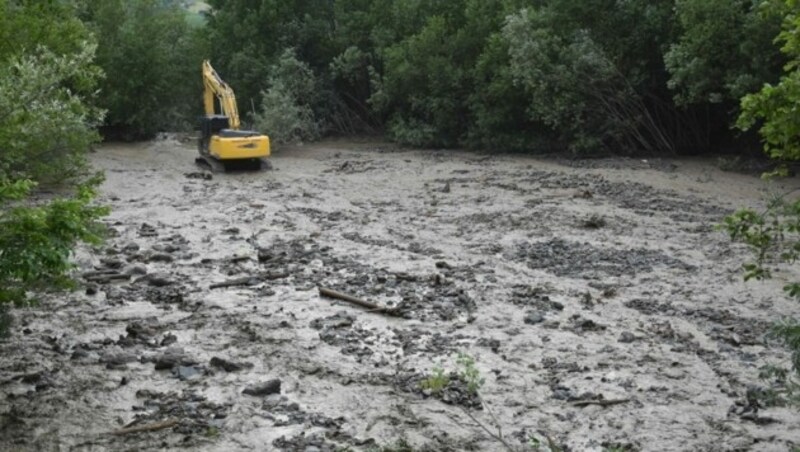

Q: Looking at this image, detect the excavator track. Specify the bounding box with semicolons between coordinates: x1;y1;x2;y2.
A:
195;155;268;173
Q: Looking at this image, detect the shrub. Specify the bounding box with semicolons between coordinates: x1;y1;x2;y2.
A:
253;50;322;145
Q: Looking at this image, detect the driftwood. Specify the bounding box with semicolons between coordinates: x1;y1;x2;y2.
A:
209;276;258;290
263;271;289;280
209;271;290;289
111;419;178;436
318;287;400;316
84;272;131;284
570;398;631;408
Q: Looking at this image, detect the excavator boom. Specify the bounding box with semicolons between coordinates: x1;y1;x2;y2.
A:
202;60;240;130
197;60;270;171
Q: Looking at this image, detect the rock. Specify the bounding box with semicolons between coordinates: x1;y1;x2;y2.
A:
243;379;282;396
155;347;196;370
71;348;90;360
148;253;174;263
123;243;140;253
262;394;287;409
210;357;252;372
160;334;178;347
125;321;158;340
85;285;98;296
524;311;545;325
185;172;212;180
100;258;124;269
145;273;175;287
619;332;637;343
174;365;203;381
100;350;138;366
123;264;148;276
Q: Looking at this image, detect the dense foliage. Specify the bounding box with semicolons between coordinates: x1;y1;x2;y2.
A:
80;0;206;139
725;0;800;404
193;0;789;154
0;1;108;335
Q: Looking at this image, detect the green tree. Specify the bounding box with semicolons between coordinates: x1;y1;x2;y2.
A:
254;49;321;145
0;1;109;336
738;1;800;161
205;0;336;113
725;0;800;405
666;0;784;107
81;0;205;139
0;40;103;185
502;1;677;154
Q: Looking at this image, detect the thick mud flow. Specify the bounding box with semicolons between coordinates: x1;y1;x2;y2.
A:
2;137;800;451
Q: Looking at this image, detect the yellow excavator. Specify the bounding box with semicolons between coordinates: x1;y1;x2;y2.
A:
197;60;270;171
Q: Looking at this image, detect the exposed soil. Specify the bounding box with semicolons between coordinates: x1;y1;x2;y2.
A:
2;137;800;451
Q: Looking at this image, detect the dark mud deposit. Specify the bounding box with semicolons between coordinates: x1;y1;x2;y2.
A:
2;138;800;451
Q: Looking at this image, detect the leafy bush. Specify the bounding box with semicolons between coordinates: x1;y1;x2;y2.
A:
502;4;676;154
0;178;108;309
738;2;800;162
666;0;784;107
724;1;800;405
0;44;103;184
253;50;321;145
0;2;108;337
81;0;205;139
723;198;800;403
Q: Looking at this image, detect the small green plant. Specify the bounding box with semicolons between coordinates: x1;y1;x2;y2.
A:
420;366;450;394
457;353;485;395
527;434;563;452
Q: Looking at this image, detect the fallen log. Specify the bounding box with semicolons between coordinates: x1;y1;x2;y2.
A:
209;276;258;290
318;287;400;316
111;419;178;436
570;398;631;408
85;273;131;283
263;271;290;280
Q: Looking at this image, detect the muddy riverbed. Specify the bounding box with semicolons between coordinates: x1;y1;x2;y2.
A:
2;137;799;451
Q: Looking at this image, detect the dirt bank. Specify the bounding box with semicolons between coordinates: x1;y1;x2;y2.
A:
2;137;799;451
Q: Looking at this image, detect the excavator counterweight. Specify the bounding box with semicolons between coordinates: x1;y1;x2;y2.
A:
197;61;270;171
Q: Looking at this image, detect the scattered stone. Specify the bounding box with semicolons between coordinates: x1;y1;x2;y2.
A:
160;334;178;347
174;365;203;381
100;350;138;367
619;332;637;343
143;273;175;287
155;347;196;370
147;253;174;263
210;357;252;372
184;171;212;180
123;264;148;276
524;311;545;325
243;379;282;396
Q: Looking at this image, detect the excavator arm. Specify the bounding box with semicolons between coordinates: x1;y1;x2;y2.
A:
196;60;270;170
202;60;240;130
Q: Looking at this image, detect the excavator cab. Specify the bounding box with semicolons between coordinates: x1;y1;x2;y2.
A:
197;61;270;172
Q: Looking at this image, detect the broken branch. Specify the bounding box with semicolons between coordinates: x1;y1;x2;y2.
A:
570;398;631;408
318;287;400;316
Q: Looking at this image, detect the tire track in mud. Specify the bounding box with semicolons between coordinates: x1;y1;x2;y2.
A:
1;139;799;451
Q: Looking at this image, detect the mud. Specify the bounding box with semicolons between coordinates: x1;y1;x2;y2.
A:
2;137;800;451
